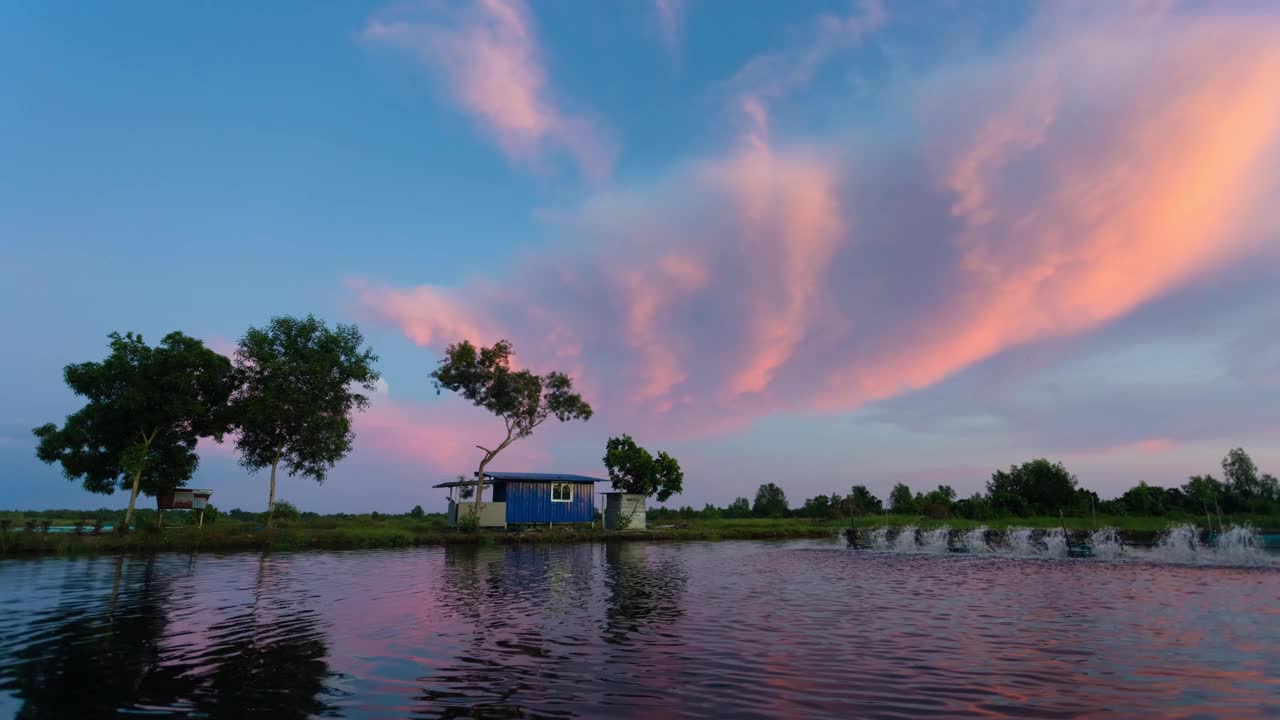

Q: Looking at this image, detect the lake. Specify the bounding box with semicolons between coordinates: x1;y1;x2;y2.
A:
1;538;1277;718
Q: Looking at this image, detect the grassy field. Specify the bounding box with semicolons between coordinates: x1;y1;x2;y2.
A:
2;513;1274;557
0;516;841;556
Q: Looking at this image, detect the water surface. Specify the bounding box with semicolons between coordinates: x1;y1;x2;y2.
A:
1;539;1277;718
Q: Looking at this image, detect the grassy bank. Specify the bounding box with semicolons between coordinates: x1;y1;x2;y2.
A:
4;514;1275;557
0;517;840;557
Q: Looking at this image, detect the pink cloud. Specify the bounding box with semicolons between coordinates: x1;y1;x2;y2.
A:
355;394;551;473
364;0;616;180
654;0;682;62
727;0;886;115
354;6;1280;445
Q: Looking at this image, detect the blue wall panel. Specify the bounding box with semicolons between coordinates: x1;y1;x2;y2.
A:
505;481;595;524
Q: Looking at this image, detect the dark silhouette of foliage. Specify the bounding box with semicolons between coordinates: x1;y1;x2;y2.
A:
230;315;380;526
430;339;592;519
603;434;684;502
33;332;235;525
752;483;788;517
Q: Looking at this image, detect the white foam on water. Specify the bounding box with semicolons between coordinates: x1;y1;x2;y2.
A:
850;523;1274;566
1145;523;1271;566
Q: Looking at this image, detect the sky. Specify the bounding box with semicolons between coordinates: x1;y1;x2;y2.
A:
2;0;1279;514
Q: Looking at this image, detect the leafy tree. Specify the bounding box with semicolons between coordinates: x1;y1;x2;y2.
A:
987;458;1078;516
1182;474;1222;512
1119;481;1166;516
752;483;788;517
230;315;380;527
1221;448;1260;498
888;483;916;514
269;499;301;523
847;485;883;515
800;494;832;519
33;332;235;525
410;504;425;519
725;497;751;518
431;339;592;519
603;434;684;501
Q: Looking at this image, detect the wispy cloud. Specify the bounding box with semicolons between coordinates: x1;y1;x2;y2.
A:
655;0;683;63
355;4;1280;453
364;0;616;180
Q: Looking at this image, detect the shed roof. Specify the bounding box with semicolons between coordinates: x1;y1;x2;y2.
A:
432;471;606;489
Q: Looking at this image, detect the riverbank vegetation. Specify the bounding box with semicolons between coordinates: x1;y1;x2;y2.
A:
0;512;839;556
649;449;1280;532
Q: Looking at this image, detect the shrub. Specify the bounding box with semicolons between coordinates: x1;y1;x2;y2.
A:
410;505;425;519
270;500;301;523
922;503;949;519
457;511;480;533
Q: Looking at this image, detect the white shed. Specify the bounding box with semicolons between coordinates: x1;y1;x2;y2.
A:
603;492;647;530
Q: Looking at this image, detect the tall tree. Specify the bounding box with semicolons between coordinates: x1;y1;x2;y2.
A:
603;434;684;505
888;483;916;514
752;483;788;517
987;458;1078;516
33;332;235;524
847;485;883;515
1221;448;1260;498
230;315;380;526
431;339;592;520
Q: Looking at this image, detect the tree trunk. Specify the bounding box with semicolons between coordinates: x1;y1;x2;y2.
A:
472;456;490;522
124;467;143;526
267;454;280;527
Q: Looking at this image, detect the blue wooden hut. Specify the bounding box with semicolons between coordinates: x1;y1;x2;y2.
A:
434;471;605;528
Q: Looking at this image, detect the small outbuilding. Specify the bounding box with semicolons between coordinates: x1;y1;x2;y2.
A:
434;471;604;529
602;492;647;530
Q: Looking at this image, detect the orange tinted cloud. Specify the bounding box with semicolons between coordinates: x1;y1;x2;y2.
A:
364;0;615;179
818;15;1280;409
357;7;1280;442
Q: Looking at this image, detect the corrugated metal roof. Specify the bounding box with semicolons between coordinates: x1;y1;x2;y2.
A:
431;471;606;488
483;471;606;483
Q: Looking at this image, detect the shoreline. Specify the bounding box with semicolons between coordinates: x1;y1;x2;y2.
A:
0;524;842;557
3;516;1276;558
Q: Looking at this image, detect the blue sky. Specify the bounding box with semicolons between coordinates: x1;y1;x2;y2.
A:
3;0;1279;514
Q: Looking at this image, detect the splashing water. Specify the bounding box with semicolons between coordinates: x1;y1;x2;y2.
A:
850;524;1272;566
958;527;993;553
1090;529;1126;560
918;528;951;553
892;526;919;552
1151;524;1270;566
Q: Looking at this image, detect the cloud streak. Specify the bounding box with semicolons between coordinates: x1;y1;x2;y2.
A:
365;0;616;179
356;5;1280;454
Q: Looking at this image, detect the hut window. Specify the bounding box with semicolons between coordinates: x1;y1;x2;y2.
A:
551;482;573;502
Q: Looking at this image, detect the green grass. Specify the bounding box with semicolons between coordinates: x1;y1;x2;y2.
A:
3;513;1273;557
0;516;840;557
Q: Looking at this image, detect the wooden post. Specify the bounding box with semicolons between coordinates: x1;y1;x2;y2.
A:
199;508;205;529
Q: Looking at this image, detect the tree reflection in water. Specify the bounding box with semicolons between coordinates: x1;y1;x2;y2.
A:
0;552;339;718
603;542;687;646
402;542;688;718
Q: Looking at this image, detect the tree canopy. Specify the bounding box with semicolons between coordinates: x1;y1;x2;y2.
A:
33;332;235;523
888;483;916;514
987;458;1078;516
431;339;592;518
229;315;380;525
752;483;788;517
602;434;684;502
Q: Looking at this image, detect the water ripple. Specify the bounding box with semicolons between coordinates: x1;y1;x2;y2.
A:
0;541;1277;718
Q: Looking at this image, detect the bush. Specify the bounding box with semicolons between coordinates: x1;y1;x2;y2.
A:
457;511;479;533
410;505;425;519
270;500;301;523
921;503;949;519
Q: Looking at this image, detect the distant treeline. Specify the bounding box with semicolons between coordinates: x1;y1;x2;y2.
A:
650;448;1279;522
